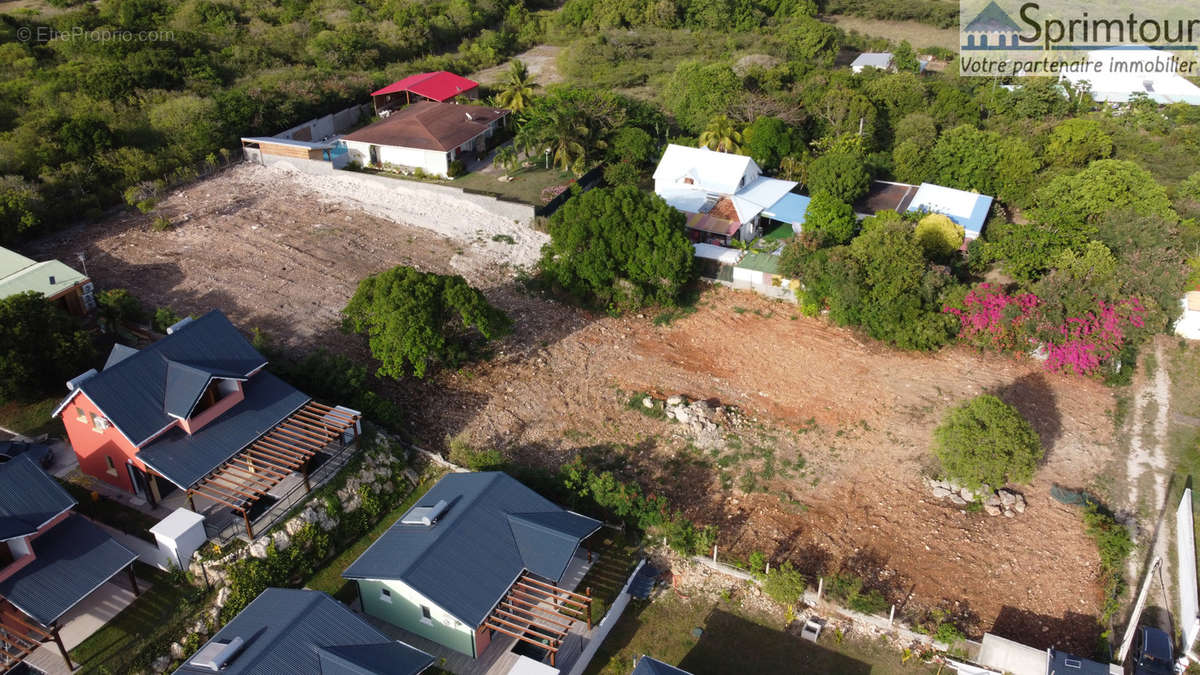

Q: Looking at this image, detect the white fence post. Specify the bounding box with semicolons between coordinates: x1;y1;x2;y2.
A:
817;577;824;602
712;545;718;564
889;605;895;627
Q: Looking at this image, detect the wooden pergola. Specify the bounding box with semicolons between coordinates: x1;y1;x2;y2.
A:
483;572;592;667
0;600;68;673
186;401;358;539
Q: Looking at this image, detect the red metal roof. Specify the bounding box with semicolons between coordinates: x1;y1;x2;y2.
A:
371;71;480;102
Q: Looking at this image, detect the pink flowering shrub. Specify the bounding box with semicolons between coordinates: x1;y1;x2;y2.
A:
943;283;1038;351
945;284;1148;377
1042;297;1146;375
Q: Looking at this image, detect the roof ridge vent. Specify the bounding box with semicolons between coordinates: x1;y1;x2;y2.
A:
66;369;98;391
401;499;449;526
188;636;245;671
167;316;194;334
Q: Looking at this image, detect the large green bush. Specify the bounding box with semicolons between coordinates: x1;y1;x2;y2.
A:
933;395;1042;489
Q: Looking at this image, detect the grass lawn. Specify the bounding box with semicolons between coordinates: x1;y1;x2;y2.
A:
585;594;938;675
760;222;795;242
60;480;160;542
305;475;440;603
0;395;64;438
452;165;577;206
70;564;209;674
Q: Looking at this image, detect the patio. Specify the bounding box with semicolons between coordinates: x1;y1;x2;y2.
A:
20;576;149;675
352;552;599;675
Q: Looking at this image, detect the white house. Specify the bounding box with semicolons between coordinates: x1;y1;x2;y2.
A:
340;101;508;177
905;183;994;241
1061;47;1200;105
1176;292;1200;339
653;145;799;243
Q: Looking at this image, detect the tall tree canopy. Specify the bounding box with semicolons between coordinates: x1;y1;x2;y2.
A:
0;292;95;400
807;152;870;204
540;186;693;311
342;267;512;379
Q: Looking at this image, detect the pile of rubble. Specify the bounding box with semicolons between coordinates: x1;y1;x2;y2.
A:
926;478;1027;517
642;393;750;448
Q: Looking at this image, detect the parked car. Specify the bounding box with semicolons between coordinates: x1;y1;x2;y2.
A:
1133;625;1174;675
0;441;53;469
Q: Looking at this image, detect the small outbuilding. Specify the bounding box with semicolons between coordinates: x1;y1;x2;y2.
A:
371;71;480;113
0;247;93;315
851;52;894;73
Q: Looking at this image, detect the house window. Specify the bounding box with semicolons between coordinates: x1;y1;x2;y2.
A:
90;413;109;433
104;455;118;477
379;588;392;603
420;605;432;624
75;406;87;423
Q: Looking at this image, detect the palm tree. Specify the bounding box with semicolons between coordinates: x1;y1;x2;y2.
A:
698;115;743;153
496;60;535;113
540;107;590;175
494;145;520;176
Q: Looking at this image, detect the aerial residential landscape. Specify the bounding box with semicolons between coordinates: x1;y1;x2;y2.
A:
1;0;1200;673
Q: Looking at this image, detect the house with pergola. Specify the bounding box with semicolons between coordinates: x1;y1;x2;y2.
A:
0;456;139;673
52;310;359;540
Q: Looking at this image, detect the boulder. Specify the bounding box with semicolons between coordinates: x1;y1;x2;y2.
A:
151;655;171;673
984;503;1002;516
932;486;953;499
674;409;691;424
285;518;307;536
984;494;1002;508
248;538;270;559
1002;509;1015;518
998;490;1017;507
959;487;974;501
215;586;231;609
170;642;186;660
1012;495;1027;513
642;396;654;409
667;395;685;406
272;530;291;551
948;494;968;506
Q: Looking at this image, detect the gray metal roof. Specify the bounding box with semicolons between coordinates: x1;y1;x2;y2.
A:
0;455;76;541
1048;648;1112;674
62;311;268;446
342;472;601;628
174;588;433;675
851;52;894;69
632;656;692;675
103;343;139;370
0;514;138;625
137;371;309;489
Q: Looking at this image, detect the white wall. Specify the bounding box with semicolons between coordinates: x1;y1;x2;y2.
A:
342;140;450;177
1179;488;1200;651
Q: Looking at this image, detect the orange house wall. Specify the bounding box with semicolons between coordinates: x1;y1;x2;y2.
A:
61;392;148;493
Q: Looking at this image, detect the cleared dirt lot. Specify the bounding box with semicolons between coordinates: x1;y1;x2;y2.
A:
28;167;1114;653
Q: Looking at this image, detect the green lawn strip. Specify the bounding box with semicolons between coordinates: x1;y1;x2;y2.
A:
305;476;440;603
70;564;210;674
0;396;64;438
452;166;577;205
585;594;937;675
60;480;160;543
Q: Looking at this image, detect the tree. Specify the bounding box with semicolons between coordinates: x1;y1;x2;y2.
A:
1046;118;1113;167
514;87;629;175
892;139;934;185
807;152;870;204
609;127;656;165
914;213;964;258
0;292;95;400
540;186;693;311
803;192;857;246
1032;159;1175;234
341;267;512;379
496;59;535;113
96;288;145;332
743;116;802;170
930;125;1039;205
493;145;520;176
0;176;41;244
892;40;919;73
663;61;742;133
698;115;742;153
933;395;1042;489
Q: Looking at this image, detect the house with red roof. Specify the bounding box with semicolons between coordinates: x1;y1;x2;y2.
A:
372;71;480;113
341;101;508;177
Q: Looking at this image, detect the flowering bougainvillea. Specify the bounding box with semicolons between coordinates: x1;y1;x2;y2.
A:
945;284;1148;377
943;283;1039;351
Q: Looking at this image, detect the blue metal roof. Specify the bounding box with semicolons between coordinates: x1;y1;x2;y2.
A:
762;193;810;226
1048;648;1111;674
0;514;137;625
63;311;268;446
632;656;692;675
174;588;432;675
343;472;601;627
0;455;76;541
137;370;309;489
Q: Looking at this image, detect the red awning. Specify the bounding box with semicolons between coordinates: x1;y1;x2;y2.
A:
371;71;480;102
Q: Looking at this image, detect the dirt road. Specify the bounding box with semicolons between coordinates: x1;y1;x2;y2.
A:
27;168;1117;653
